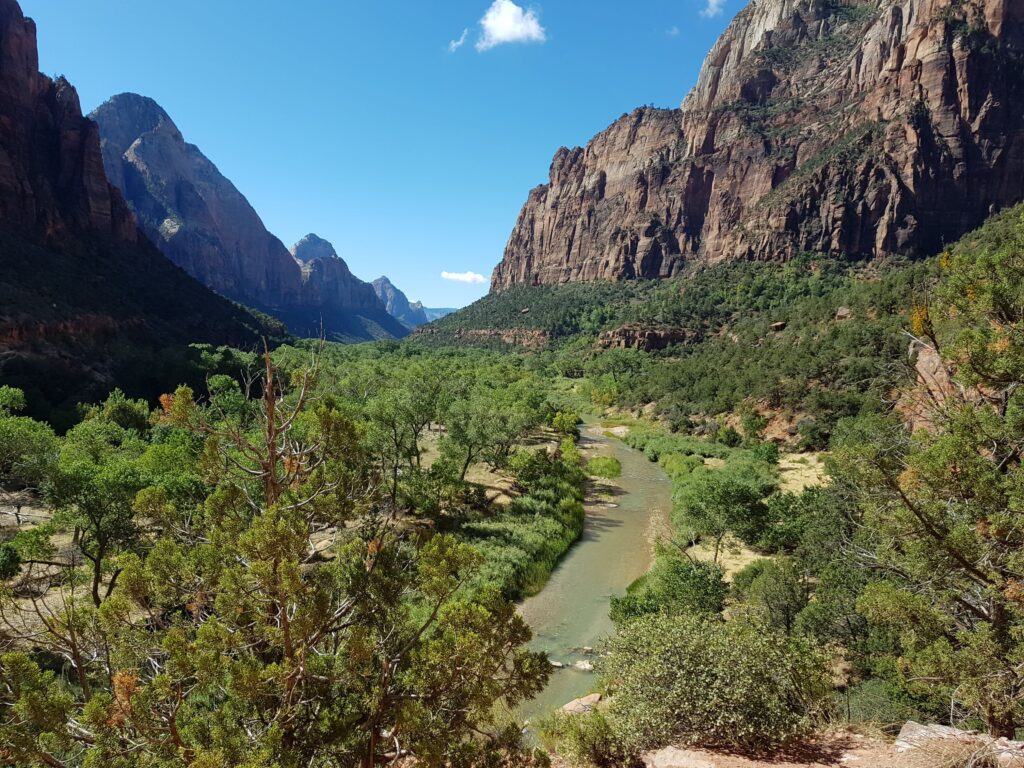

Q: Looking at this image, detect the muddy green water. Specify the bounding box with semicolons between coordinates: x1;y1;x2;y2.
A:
515;422;672;725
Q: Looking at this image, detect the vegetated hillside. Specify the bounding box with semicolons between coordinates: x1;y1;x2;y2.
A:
420;258;931;445
0;0;283;426
492;0;1024;290
0;230;285;427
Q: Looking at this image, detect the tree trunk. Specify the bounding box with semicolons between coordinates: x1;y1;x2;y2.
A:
90;553;103;608
987;708;1016;739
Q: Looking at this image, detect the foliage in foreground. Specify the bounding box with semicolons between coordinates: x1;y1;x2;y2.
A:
602;613;831;754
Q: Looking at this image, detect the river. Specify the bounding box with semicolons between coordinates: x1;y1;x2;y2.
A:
515;421;673;723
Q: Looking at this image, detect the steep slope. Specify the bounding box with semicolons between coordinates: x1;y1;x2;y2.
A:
373;276;429;328
90;94;405;341
288;235;408;340
492;0;1024;290
0;0;280;423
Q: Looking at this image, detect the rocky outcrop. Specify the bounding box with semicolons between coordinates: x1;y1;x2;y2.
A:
373;276;429;328
293;234;383;310
492;0;1024;290
0;1;137;243
597;325;695;351
90;95;405;341
415;326;550;348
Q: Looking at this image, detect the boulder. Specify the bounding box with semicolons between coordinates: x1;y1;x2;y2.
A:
574;660;594;672
895;721;1024;766
642;747;717;768
561;693;601;715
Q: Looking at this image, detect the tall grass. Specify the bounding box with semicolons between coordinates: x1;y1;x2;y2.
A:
460;452;586;599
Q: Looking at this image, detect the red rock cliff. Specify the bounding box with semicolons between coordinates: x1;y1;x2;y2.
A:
491;0;1024;290
0;0;137;243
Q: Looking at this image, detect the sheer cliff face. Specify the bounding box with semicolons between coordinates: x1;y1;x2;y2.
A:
0;1;137;243
90;93;303;307
91;97;404;340
491;0;1024;290
372;276;429;328
291;234;384;311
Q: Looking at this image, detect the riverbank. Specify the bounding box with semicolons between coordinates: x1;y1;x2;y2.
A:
515;421;673;723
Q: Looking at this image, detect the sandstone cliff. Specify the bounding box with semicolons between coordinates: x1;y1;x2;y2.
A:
0;1;137;243
491;0;1024;290
0;0;279;420
373;276;429;328
90;95;405;341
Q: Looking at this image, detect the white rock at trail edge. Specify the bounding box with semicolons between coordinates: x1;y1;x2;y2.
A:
574;660;594;672
642;746;716;768
561;693;601;714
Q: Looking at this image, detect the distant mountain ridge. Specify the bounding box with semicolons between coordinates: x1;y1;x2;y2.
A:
90;93;406;342
0;0;280;422
491;0;1024;290
372;276;456;328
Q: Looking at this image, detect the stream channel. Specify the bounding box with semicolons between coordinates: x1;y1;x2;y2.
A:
515;421;673;724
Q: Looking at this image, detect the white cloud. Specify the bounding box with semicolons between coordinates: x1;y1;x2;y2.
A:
476;0;546;52
441;270;486;284
448;28;469;52
666;25;680;36
700;0;726;17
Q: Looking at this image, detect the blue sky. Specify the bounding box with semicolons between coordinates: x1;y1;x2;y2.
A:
23;1;736;307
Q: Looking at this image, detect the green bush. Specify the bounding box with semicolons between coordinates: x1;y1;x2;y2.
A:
611;550;726;623
0;543;21;580
536;710;626;767
603;613;832;753
552;411;581;437
586;456;622;479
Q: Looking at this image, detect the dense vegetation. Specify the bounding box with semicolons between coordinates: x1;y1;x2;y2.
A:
5;203;1024;765
425;257;931;446
536;203;1024;763
0;345;587;766
0;230;286;430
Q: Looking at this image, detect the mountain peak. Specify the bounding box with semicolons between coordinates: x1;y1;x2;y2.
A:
91;92;181;149
291;233;340;263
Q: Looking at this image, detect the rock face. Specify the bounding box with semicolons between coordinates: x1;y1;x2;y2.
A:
0;2;137;243
597;325;695;351
90;93;301;307
293;234;382;310
0;0;278;419
373;276;429;328
90;94;406;341
491;0;1024;290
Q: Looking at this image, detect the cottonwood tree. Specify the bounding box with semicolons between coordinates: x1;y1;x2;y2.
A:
0;387;57;525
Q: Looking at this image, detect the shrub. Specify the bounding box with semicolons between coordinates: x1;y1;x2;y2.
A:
603;613;832;753
536;710;626;768
611;549;726;623
552;411;580;437
586;456;622;479
0;543;20;580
